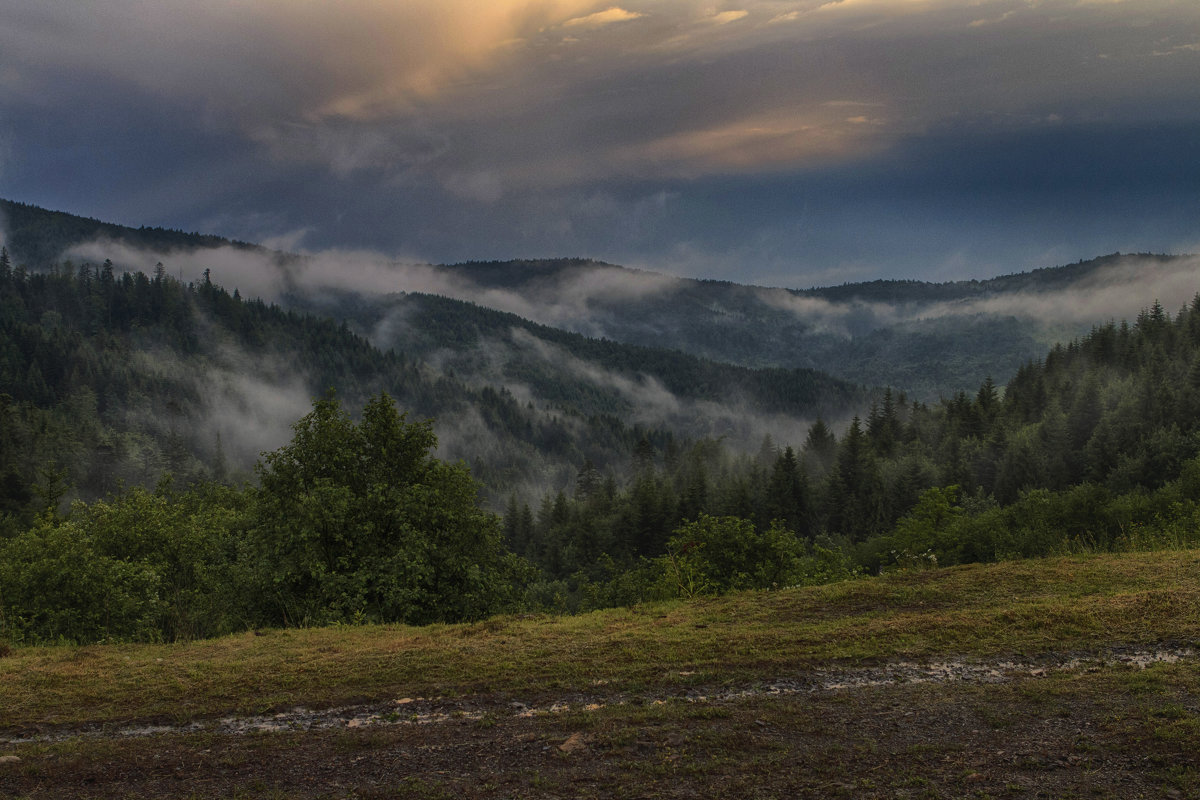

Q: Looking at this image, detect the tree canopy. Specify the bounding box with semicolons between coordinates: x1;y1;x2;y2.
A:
251;392;526;626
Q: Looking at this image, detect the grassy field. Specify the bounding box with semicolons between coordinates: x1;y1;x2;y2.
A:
2;549;1200;797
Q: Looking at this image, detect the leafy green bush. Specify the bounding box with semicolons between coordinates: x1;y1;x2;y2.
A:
0;519;162;643
659;514;813;597
0;482;249;644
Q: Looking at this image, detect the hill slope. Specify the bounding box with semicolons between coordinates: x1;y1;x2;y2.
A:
2;550;1198;797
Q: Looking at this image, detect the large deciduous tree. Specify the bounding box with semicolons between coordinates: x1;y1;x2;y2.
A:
251;392;525;626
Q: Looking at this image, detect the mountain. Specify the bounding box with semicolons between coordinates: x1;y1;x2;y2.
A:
0;201;872;526
287;289;865;431
6;197;1193;401
0;198;257;269
425;253;1198;398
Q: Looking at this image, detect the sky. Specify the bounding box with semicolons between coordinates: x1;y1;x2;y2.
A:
1;0;1199;286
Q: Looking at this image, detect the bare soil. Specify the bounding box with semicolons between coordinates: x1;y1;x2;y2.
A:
3;644;1198;799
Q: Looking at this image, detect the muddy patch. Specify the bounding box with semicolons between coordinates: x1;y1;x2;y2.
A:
3;643;1192;745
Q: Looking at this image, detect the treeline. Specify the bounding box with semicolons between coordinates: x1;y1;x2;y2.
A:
0;248;428;527
0;198;252;269
507;296;1200;607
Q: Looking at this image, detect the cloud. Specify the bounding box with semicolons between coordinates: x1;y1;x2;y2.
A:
0;1;589;119
15;0;1192;190
767;10;800;24
197;360;316;469
969;9;1019;27
120;335;316;473
923;255;1200;325
444;171;505;204
708;10;749;24
561;7;645;28
61;232;687;339
612;110;888;175
760;254;1200;339
4;0;1200;284
0;125;10;181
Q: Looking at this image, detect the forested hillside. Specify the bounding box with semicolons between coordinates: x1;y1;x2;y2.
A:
507;296;1200;608
5;198;1200;647
0;250;672;526
424;258;1049;396
426;253;1196;397
290;289;866;423
0;198;252;269
6;245;1200;641
0;242;869;524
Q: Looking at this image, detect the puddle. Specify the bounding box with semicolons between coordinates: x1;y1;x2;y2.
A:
3;644;1193;745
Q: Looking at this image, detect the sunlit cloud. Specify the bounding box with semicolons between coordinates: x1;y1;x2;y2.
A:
5;0;1193;182
968;9;1019;27
812;0;942;15
708;10;750;24
561;6;645;28
767;10;801;24
613;110;890;176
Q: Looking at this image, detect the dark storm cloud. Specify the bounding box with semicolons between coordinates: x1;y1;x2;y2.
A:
1;1;1198;282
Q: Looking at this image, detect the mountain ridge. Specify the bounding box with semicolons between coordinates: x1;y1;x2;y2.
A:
4;196;1196;403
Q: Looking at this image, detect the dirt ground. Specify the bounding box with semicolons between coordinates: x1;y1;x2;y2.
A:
3;650;1198;799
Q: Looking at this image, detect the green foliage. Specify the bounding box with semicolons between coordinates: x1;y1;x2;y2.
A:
250;392;527;626
0;518;164;643
660;515;810;597
0;393;536;644
513;291;1200;598
0;482;249;643
870;485;962;570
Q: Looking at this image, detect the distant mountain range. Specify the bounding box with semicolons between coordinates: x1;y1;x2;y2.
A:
418;252;1197;398
7;197;1192;406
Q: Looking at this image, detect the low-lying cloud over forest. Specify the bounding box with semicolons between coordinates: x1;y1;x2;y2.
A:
66;236;1200;345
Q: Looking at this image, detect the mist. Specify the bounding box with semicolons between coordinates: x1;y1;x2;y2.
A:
439;325;832;455
754;254;1200;338
923;256;1200;325
64;235;1200;354
51;236;1200;506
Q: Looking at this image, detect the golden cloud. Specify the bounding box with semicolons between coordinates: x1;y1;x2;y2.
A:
610;111;889;176
709;10;749;24
561;7;646;28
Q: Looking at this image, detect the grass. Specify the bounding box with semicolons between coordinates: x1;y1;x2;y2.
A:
1;548;1199;730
